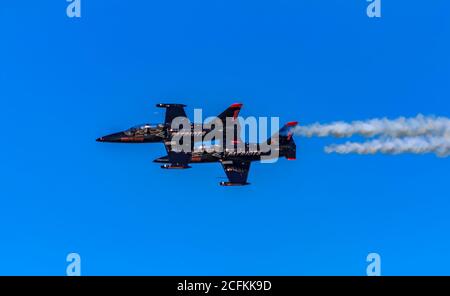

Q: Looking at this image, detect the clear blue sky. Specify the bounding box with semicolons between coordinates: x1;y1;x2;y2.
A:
0;1;449;275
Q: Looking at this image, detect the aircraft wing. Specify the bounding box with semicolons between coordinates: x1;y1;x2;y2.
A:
156;103;187;125
220;160;251;186
160;140;192;169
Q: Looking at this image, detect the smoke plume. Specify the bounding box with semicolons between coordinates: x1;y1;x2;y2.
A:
295;114;450;138
324;136;450;157
296;114;450;157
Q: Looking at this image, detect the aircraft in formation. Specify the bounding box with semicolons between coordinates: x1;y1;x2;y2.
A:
97;103;297;186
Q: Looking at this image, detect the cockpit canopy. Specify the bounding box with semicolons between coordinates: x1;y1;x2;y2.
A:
124;123;162;136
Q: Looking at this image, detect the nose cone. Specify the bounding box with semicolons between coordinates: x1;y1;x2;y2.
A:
96;132;126;143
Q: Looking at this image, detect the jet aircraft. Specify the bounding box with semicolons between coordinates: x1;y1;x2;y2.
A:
97;103;297;186
96;103;242;144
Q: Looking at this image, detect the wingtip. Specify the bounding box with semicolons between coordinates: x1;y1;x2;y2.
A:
219;182;250;186
156;103;187;108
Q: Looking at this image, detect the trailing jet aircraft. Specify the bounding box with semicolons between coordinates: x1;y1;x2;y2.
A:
96;103;242;143
154;121;298;186
97;103;297;186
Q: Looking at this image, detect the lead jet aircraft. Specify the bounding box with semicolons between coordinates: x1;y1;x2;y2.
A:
153;121;298;186
96;103;242;143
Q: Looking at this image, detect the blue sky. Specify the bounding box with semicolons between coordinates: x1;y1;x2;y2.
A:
0;1;449;275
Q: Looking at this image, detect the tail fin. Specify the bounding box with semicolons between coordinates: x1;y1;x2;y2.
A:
267;121;297;145
216;103;243;123
208;103;243;145
267;121;298;160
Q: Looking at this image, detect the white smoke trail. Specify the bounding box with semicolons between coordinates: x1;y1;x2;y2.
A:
324;135;450;157
295;114;450;157
295;114;450;138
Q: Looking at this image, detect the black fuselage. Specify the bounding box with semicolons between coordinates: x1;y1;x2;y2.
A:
97;123;214;143
153;142;295;165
